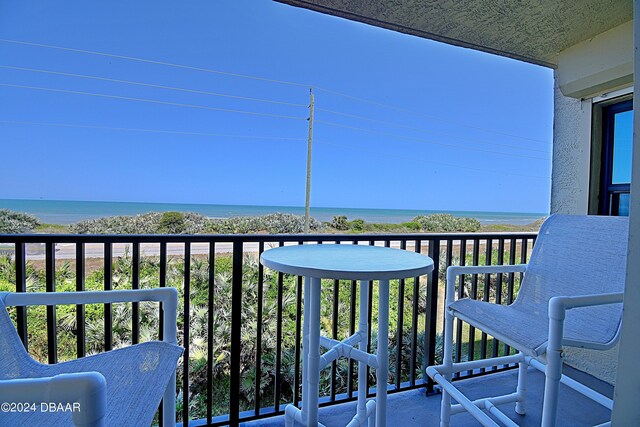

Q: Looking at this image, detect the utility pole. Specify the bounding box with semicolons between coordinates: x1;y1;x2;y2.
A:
305;88;314;233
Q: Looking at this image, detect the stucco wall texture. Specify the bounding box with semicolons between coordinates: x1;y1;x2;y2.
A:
551;76;619;385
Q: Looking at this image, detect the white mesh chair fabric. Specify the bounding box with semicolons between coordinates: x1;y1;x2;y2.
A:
448;214;628;356
0;296;183;426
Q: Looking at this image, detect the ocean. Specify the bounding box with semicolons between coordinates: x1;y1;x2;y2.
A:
0;199;547;226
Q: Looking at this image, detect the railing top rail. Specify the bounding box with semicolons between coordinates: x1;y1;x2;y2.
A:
0;231;538;244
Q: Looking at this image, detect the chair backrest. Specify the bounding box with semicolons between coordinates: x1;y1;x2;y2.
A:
514;214;628;345
0;294;39;380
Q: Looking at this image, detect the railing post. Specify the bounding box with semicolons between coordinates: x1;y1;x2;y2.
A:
14;242;28;350
425;238;440;393
229;240;243;426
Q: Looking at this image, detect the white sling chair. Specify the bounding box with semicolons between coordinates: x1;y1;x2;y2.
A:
0;288;183;426
427;215;627;427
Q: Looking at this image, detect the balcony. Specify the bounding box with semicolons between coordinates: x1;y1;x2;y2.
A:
0;231;613;426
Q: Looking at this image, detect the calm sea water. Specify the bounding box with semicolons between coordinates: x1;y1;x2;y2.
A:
0;199;547;226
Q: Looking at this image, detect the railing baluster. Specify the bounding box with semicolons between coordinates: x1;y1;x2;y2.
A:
76;242;85;358
454;239;466;378
104;243;113;352
158;241;166;427
207;241;216;424
132;242;140;345
45;241;57;364
366;240;374;396
14;242;28;350
274;242;285;411
395;240;406;389
347;277;357;396
409;239;421;386
229;241;243;426
330;277;339;400
182;243;191;425
494;239;505;363
480;238;492;372
466;238;480;375
504;238;517;357
425;238;440;393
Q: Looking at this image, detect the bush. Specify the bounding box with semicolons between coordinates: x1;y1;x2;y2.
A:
412;214;480;233
159;211;186;234
349;218;365;232
207;213;323;234
69;212;208;234
331;215;349;231
0;209;41;234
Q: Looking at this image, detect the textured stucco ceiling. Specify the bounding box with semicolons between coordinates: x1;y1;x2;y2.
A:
275;0;632;67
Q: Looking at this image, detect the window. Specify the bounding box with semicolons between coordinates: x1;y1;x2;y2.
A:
597;99;633;216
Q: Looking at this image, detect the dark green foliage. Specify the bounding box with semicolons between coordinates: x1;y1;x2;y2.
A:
0;209;41;234
331;215;349;230
349;218;365;231
159;211;186;234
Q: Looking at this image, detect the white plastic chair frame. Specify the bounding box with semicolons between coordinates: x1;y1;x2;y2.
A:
427;264;623;427
0;288;179;427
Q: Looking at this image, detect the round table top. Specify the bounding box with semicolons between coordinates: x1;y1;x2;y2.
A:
260;244;434;281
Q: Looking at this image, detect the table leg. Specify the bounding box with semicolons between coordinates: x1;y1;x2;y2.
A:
301;276;311;422
358;280;370;424
376;279;389;427
306;276;322;426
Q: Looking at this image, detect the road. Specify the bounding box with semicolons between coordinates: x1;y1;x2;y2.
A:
23;240;422;260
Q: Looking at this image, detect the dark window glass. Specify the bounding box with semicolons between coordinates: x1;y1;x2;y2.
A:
612;110;633;184
600;100;632;216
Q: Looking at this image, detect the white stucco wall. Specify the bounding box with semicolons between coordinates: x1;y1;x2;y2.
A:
551;23;635;385
550;78;591;215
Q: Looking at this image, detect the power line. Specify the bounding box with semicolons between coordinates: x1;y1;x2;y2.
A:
315;119;550;161
316;140;549;180
314;86;550;145
315;106;549;154
0;39;311;88
0;38;549;147
0;120;305;141
0;83;308;121
0;65;307;107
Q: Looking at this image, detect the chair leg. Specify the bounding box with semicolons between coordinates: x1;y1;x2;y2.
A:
515;355;527;415
439;304;455;427
541;312;565;427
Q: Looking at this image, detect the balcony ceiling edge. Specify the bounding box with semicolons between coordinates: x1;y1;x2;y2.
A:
274;0;633;69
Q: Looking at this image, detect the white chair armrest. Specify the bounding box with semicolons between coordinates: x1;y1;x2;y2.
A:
445;264;528;306
0;372;106;427
548;292;624;320
0;288;179;346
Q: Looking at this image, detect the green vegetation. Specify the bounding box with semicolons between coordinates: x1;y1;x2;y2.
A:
325;213;484;234
207;213;324;234
0;209;41;233
412;214;481;232
0;209;544;235
67;212;324;235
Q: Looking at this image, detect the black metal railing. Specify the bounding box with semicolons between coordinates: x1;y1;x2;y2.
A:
0;232;536;426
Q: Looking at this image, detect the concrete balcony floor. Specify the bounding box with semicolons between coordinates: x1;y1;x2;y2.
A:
243;366;612;426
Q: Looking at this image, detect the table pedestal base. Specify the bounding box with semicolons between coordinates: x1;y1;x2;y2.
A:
285;277;390;427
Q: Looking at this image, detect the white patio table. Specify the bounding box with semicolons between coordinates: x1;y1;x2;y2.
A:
260;244;434;427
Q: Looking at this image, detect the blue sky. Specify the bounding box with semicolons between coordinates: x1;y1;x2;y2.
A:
0;0;554;213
